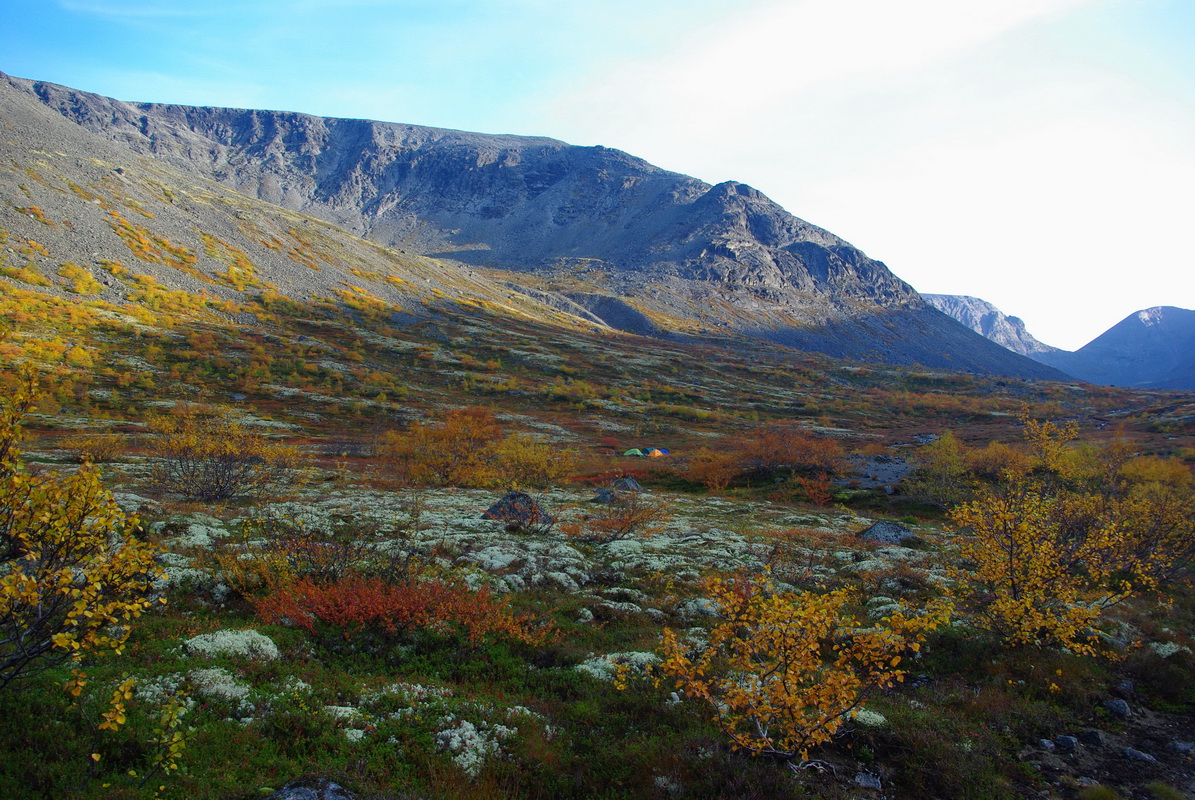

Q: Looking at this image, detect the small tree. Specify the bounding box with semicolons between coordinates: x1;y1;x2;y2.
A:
905;431;975;509
379;406;504;487
949;418;1195;654
568;492;673;544
685;447;739;493
146;404;301;501
657;573;949;760
490;433;578;490
0;370;162;695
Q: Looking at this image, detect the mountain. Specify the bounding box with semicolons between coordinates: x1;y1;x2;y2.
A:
923;295;1059;357
1033;306;1195;390
928;292;1195;391
0;70;1068;379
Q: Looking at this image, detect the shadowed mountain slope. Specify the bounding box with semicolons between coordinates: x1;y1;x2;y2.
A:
2;71;1068;379
1033;307;1195;390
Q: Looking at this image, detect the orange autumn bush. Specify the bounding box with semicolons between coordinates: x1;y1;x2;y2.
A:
252;573;553;647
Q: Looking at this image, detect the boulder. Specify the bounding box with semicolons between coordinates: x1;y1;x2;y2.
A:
1102;698;1131;719
858;521;917;546
264;778;359;800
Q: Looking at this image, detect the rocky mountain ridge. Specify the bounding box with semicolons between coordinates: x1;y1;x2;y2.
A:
1;70;1067;379
923;294;1059;356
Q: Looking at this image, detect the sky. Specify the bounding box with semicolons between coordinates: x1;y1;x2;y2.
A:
4;0;1194;350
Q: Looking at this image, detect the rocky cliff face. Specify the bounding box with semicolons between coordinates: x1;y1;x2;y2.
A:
924;295;1059;356
1;70;1070;379
1033;306;1195;390
11;73;911;304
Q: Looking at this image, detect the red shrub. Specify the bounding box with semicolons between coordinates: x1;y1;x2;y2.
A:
252;574;551;646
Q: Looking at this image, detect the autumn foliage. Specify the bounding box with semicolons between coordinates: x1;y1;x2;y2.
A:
684;423;846;494
252;573;552;648
146;404;303;501
949;417;1195;654
565;492;673;545
0;370;162;697
657;573;950;760
379;407;576;489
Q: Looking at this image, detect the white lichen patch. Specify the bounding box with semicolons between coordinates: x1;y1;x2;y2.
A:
576;651;660;682
189;667;254;717
851;708;888;728
184;628;279;661
436;716;517;779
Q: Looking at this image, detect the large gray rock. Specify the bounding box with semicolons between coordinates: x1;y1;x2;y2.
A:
859;521;917;546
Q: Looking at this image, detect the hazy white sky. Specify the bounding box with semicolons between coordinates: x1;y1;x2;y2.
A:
5;0;1193;349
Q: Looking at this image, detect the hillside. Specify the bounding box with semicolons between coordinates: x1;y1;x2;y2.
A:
2;71;1067;379
1033;306;1195;391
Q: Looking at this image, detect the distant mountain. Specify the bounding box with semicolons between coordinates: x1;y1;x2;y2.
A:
923;295;1059;357
0;70;1069;379
1033;306;1195;391
929;292;1195;391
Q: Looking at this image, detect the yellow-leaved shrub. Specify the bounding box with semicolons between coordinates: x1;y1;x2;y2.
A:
948;417;1195;654
656;573;950;760
146;404;303;501
0;369;163;699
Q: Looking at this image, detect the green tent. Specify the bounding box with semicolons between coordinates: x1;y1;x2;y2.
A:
622;448;644;457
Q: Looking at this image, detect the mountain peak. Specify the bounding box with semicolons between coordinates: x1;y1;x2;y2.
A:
923;294;1058;356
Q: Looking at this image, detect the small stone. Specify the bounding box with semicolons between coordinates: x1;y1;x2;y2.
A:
1054;736;1078;753
1038;739;1056;751
1102;698;1131;719
1123;747;1157;763
1168;741;1194;756
853;772;883;790
1077;730;1103;747
1112;679;1136;697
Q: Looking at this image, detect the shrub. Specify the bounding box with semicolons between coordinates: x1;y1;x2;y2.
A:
58;431;127;463
211;505;424;599
735;424;847;480
146;404;302;501
379;406;504;487
0;369;162;698
565;492;672;544
949;418;1195;654
685;447;739;492
380;408;578;489
490;433;578;490
252;573;553;648
655;573;950;760
905;431;975;509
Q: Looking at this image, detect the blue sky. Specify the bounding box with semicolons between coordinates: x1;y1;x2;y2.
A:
4;0;1193;349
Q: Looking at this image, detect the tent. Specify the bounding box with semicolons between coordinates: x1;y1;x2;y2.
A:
645;449;665;458
622;448;644;457
481;491;553;527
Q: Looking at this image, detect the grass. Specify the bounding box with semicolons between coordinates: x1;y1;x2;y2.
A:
1;150;1193;798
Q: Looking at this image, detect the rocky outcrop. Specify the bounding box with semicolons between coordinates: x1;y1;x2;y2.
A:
923;294;1059;356
8;73;908;302
1;70;1071;379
